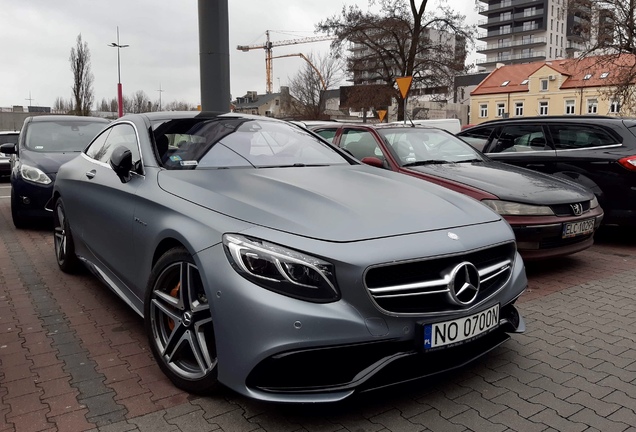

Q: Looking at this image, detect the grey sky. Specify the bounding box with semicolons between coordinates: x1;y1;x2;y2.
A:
0;0;479;109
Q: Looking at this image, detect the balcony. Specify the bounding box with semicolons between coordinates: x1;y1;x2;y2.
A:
476;36;546;53
514;8;544;21
478;15;514;27
476;50;546;65
478;0;542;15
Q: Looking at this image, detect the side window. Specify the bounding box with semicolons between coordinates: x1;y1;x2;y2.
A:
315;128;337;143
340;130;383;161
93;124;141;168
548;124;618;149
460;126;495;152
490;124;548;153
85;129;111;160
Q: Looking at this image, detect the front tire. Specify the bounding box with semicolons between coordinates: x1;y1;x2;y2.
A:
144;247;218;393
53;198;80;273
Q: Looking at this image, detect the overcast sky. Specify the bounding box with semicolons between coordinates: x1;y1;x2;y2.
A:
0;0;479;109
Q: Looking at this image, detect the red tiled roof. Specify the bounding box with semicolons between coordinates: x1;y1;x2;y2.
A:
470;54;636;96
470;63;543;96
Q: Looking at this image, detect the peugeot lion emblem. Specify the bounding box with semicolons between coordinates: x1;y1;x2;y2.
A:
570;203;583;216
447;232;459;240
447;262;480;306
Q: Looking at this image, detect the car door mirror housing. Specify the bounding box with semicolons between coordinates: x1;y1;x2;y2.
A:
361;156;384;168
0;143;17;154
110;146;133;183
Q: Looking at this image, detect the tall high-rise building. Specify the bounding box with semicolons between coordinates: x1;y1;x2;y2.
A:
475;0;595;71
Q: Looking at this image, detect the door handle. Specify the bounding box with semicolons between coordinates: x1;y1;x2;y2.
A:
85;170;96;179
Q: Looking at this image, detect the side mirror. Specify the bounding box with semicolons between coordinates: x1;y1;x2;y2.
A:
109;145;133;183
0;143;17;155
361;156;384;168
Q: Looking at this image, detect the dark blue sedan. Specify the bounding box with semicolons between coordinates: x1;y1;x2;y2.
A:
0;115;108;228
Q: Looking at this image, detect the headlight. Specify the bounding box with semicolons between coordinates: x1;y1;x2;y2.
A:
481;200;554;216
590;196;599;209
223;234;340;303
19;164;52;185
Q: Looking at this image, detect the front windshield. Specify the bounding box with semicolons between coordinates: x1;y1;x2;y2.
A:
153;117;350;170
25;121;107;152
378;128;484;166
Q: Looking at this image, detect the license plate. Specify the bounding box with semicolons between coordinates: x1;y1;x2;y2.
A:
423;304;499;350
562;218;595;238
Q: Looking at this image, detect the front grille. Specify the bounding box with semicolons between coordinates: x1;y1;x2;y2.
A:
365;242;516;314
550;201;590;216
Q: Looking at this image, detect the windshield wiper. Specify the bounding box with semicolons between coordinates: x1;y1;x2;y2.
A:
402;159;449;167
456;158;483;163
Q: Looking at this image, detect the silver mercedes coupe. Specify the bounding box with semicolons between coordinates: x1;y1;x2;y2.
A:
50;111;527;403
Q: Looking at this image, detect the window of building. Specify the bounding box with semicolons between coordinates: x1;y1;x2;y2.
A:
501;25;511;34
550;47;552;57
501;80;510;87
550;33;553;44
497;102;506;117
551;19;553;30
540;79;549;91
539;101;549;116
521;79;529;85
587;98;598;114
500;11;511;20
514;102;524;117
479;104;488;118
565;100;575;115
523;21;535;31
600;72;609;79
583;74;592;80
610;99;620;114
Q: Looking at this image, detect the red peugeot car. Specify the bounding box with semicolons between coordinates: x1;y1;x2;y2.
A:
307;123;603;260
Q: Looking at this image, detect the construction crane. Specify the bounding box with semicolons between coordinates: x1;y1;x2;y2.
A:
272;53;327;90
237;30;335;94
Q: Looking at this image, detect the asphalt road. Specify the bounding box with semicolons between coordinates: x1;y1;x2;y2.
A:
1;178;636;432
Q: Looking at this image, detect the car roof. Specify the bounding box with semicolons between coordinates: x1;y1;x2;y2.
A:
478;115;636;126
29;115;109;123
310;122;443;131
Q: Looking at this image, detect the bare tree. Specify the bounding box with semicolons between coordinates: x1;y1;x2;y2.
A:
164;100;195;111
570;0;636;114
317;0;474;120
98;97;118;113
53;97;73;113
69;34;95;116
287;53;345;119
130;90;151;113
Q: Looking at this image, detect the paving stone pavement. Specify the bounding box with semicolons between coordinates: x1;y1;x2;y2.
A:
1;188;636;431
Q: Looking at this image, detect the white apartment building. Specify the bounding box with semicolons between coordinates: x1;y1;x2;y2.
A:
475;0;602;71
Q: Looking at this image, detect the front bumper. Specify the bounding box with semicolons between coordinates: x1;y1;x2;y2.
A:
195;222;528;403
506;208;604;260
11;175;55;220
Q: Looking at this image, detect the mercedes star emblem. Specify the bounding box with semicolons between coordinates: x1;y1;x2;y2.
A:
447;262;480;306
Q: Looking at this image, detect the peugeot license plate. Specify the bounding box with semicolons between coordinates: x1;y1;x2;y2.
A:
423;304;499;350
562;218;595;238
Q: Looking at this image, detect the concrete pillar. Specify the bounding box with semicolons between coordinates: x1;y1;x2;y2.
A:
198;0;231;112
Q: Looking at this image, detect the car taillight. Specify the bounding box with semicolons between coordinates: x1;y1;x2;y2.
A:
618;156;636;171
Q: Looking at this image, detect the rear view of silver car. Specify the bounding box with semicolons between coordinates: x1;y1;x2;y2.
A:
0;130;19;177
51;111;527;402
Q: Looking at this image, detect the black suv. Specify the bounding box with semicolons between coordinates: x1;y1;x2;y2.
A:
457;116;636;227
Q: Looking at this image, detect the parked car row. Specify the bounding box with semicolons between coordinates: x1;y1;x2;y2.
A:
457;115;636;228
307;122;604;260
0;111;628;403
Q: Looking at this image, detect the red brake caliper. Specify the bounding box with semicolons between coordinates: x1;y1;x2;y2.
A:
167;282;181;331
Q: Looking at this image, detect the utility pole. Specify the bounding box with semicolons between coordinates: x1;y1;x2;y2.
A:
157;83;164;111
25;91;34;107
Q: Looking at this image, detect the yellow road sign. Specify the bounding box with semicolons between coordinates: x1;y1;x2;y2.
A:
396;76;413;99
377;110;387;122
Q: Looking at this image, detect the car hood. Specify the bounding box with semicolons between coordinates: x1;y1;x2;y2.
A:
157;165;501;242
20;149;81;174
407;161;593;205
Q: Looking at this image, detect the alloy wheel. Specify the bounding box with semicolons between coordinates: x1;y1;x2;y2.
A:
149;261;217;380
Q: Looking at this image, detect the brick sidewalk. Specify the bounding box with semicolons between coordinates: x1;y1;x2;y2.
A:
1;197;635;431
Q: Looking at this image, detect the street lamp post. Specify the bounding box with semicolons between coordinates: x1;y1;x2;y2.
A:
108;26;129;118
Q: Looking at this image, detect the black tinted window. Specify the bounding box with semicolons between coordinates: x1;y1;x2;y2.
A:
315;128;337;143
88;124;140;169
548;124;618;149
0;133;19;145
